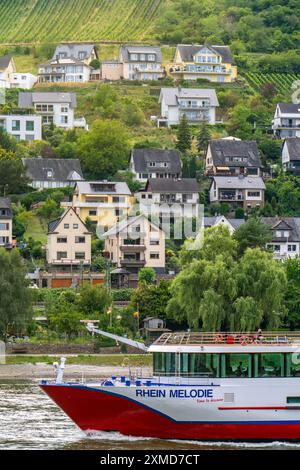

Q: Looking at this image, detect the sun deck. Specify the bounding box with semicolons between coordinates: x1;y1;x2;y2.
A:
153;332;300;347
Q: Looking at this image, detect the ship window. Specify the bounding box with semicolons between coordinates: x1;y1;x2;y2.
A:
153;353;220;377
287;397;300;403
221;354;251;378
286;352;300;377
254;353;284;378
153;352;165;374
180;353;220;378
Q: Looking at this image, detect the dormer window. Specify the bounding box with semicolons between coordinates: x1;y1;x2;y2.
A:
46;169;53;178
130;53;138;61
148;54;155;61
59;53;67;59
78;51;86;60
275;230;290;238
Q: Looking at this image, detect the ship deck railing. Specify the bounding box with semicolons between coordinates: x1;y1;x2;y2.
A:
153;331;300;346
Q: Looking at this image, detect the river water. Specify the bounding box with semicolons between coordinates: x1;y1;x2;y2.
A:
1;379;300;450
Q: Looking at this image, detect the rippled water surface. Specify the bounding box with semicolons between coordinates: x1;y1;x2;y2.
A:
1;380;300;450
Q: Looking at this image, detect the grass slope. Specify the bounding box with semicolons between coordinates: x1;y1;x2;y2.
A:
0;0;164;43
24;215;47;244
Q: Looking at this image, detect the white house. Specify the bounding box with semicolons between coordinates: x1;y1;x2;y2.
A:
136;178;200;220
281;138;300;175
18;92;88;130
206;139;262;177
38;44;98;83
102;214;166;274
158;87;219;127
209;175;265;211
204;215;244;234
120;45;165;81
22;157;84;189
10;73;38;89
129;148;182;183
0;198;13;249
0;55;16;88
206;215;300;261
272;103;300;139
0;114;42;141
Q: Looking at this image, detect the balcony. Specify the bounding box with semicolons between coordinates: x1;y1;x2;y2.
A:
120;244;146;252
120;258;146;267
49;259;91;265
169;65;230;75
133;65;164;73
219;192;244;201
179;104;210;110
274;121;300;129
74;201;131;209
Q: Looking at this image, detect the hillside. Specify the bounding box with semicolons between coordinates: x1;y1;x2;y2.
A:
0;0;164;43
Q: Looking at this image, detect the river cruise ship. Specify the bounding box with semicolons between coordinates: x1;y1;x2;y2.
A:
40;329;300;440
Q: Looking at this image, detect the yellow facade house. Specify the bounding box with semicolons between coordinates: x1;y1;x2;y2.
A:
46;207;92;269
103;214;166;274
168;44;237;83
72;181;133;232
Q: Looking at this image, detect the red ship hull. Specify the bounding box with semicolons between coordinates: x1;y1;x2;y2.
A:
41;384;300;441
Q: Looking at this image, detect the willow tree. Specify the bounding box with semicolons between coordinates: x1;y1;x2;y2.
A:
166;228;287;331
0;249;32;339
232;248;287;330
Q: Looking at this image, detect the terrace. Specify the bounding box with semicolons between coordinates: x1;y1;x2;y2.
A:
154;331;300;346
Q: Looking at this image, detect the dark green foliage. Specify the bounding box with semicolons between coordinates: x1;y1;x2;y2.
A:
284;259;300;330
78;120;130;179
233;217;272;254
0;153;29;194
131;280;172;320
157;0;300;54
176;114;191;155
138;267;156;284
196;121;211;155
0;249;32;339
167;226;287;331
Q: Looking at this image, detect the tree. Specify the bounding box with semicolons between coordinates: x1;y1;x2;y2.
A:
48;303;83;340
0;151;29;194
78;120;130;179
176;114;191;154
284;258;300;329
232;249;287;330
0;127;16;151
138;267;156;284
166;227;286;331
0;249;32;339
37;197;62;222
131;280;172;320
122;103;144;127
196;121;211;155
90;59;100;69
179;225;238;267
77;284;112;316
233;217;272;254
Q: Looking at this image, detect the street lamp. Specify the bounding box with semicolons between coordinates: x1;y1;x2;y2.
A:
107;306;113;328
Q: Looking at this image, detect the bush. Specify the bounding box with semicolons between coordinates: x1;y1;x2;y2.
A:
112;289;133;301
